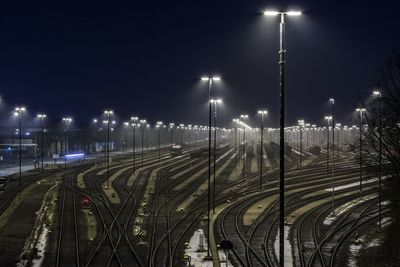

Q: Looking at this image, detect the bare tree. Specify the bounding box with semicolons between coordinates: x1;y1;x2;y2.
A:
363;49;400;264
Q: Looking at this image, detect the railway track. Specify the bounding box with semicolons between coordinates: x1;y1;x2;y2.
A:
46;142;383;267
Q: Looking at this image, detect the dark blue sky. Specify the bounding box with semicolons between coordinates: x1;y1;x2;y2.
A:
0;0;399;127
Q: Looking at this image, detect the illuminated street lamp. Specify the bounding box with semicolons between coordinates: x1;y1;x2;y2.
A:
201;75;221;260
311;125;316;146
263;10;301;266
187;124;192;150
297;120;305;168
140;119;147;168
240;114;248;179
124;122;129;158
169;123;175;148
14;106;26;188
104;110;113;188
258;110;268;191
372;90;383;231
156;121;163;162
179;123;185;146
329;98;336;207
37;114;47;172
356;108;366;199
325;115;334;214
372;90;382;231
210;98;222;213
232;119;239;173
131;116;139;172
62;117;72;169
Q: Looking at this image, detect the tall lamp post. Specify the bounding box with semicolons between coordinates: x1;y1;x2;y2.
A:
240;114;248;180
179;124;185;146
211;98;222;213
233;119;239;173
140;119;146;168
62;117;72;168
329;99;336;210
297;120;304;168
373;90;383;231
264;10;301;266
201;75;220;260
356;108;366;199
104;110;113;189
124;122;129;159
258;110;268;191
188;125;192;150
156;121;163;162
169;123;175;148
14;106;26;188
131;117;138;172
37;114;47;172
324;116;334;214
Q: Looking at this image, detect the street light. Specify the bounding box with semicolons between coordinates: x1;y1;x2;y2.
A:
210;98;222;213
258;110;268;191
169;123;175;148
372;90;383;231
264;10;301;266
104;110;113;188
156;121;163;162
329;99;336;209
62;117;72;169
37;114;47;172
188;125;192;150
324;115;334;214
179;123;185;146
201;75;221;260
131;116;138;172
233;119;239;173
140;119;146;168
240;114;248;180
14;106;26;188
297;120;305;168
356;108;366;199
124;122;129;158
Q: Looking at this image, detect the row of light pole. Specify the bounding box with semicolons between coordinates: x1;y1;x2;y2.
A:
13;106;74;188
324;91;383;231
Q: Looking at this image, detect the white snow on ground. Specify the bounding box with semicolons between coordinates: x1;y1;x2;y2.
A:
348;240;363;267
273;226;293;267
325;178;378;192
367;238;382;248
291;149;304;156
379;216;393;229
325;176;390;192
323;195;376;225
31;226;50;267
184;229;233;267
347;216;393;266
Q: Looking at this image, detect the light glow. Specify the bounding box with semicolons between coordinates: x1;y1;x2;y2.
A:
263;11;279;16
287;11;302;16
373;90;381;96
65;153;85;158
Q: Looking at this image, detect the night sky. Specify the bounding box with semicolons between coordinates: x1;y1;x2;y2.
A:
0;0;399;127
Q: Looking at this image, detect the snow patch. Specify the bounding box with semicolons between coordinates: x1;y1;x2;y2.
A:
31;226;50;267
184;229;233;267
348;241;362;267
323;195;376;225
273;226;293;267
